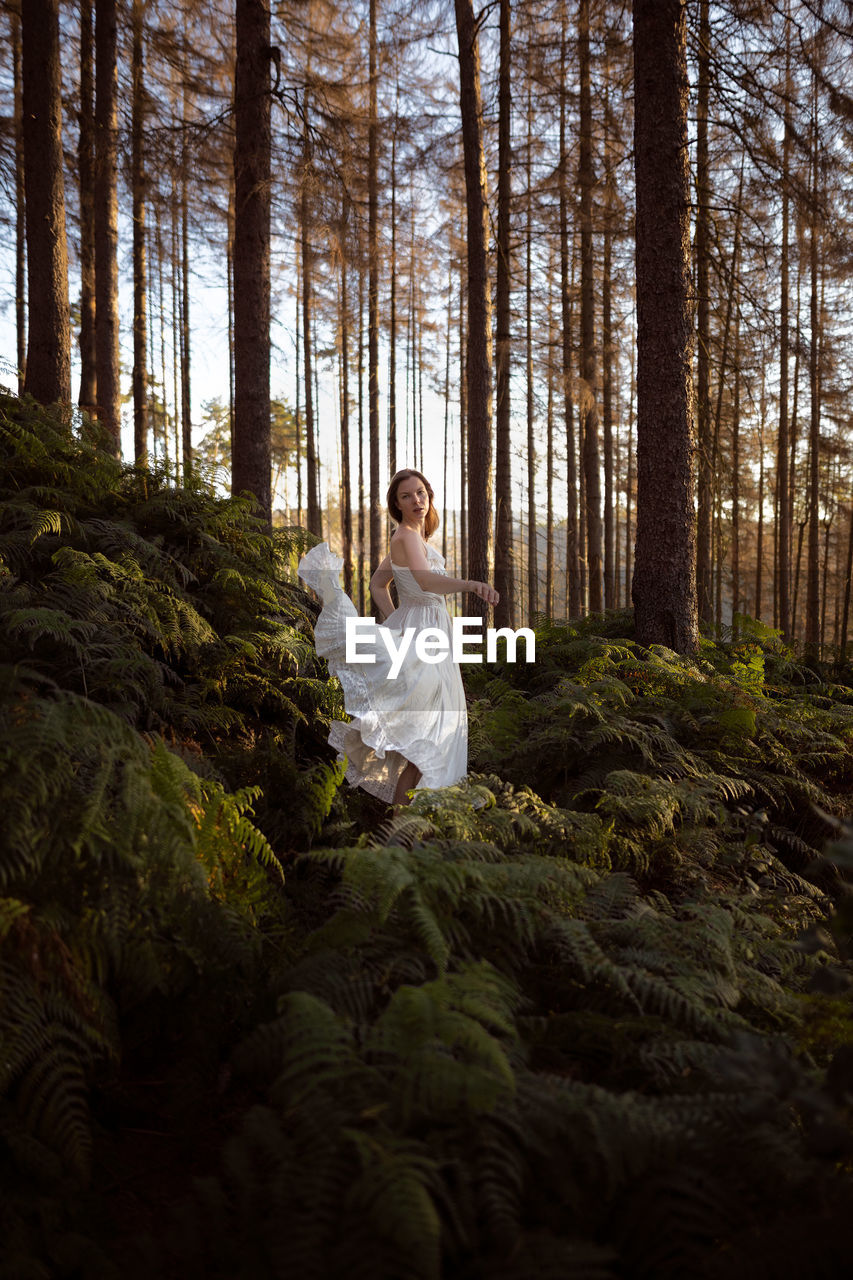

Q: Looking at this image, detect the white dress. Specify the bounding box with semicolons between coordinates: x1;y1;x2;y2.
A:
297;541;468;803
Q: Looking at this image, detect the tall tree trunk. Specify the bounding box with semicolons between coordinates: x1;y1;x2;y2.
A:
459;257;468;580
313;324;322;534
155;204;169;466
565;240;578;614
294;234;302;523
339;202;353;597
558;36;579;616
358;255;366;612
131;0;148;464
145;215;158;456
494;0;515;627
368;0;381;574
714;480;723;634
21;0;71;406
755;375;766;620
790;261;802;638
232;0;271;520
301;115;320;533
805;80;821;655
172;188;182;468
404;226;412;461
631;0;698;654
455;0;494;609
695;0;713;625
625;338;634;606
777;12;792;640
443;244;452;564
180;140;192;477
602;106;615;609
417;284;424;472
13;3;26;391
710;157;744;624
730;310;740;629
546;258;555;615
388;118;397;475
409;248;419;467
228;181;235;431
839;499;853;664
94;0;121;448
525;69;538;620
578;0;603;613
614;401;621;604
820;493;833;656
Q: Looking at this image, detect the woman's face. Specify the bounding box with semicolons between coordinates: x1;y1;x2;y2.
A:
396;476;429;525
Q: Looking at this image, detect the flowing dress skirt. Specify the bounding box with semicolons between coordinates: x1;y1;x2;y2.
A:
298;541;468;803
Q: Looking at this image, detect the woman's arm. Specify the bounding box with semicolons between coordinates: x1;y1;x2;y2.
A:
391;528;499;605
370;555;395;620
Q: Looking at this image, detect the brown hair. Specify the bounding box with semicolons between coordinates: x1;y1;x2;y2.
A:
386;468;440;539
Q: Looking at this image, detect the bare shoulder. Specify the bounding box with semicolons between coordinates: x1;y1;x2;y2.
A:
390;525;420;565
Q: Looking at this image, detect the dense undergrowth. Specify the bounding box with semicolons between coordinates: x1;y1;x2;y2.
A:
3;392;853;1279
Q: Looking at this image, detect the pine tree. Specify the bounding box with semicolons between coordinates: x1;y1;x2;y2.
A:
21;0;71;406
631;0;698;655
232;0;272;521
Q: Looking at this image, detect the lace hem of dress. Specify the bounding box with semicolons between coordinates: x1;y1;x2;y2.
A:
330;653;459;796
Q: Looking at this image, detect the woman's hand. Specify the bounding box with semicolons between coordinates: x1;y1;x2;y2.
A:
467;580;500;606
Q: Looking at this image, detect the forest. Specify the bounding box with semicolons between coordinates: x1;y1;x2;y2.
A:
3;0;853;1276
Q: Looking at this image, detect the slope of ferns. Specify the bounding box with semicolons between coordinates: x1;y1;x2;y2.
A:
2;393;853;1280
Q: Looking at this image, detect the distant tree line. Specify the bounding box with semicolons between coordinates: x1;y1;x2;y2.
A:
4;0;853;657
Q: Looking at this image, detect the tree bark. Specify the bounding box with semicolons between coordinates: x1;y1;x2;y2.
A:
755;375;766;620
300;115;320;533
155;204;169;466
805;78;821;654
13;2;26;392
232;0;271;521
227;179;235;430
388;118;397;476
368;0;382;575
525;68;538;620
546;258;555;615
494;0;515;627
21;0;71;406
170;183;180;470
559;24;579;616
339;199;353;597
358;254;366;611
578;0;602;613
443;245;452;564
625;338;634;605
455;0;493;611
294;230;302;522
776;12;792;641
731;310;740;629
840;499;853;664
695;0;713;625
180;140;192;477
458;257;468;581
631;0;698;655
94;0;121;448
602;103;615;609
131;0;148;464
790;261;803;638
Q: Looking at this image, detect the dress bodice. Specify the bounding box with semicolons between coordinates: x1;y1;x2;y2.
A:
390;544;447;606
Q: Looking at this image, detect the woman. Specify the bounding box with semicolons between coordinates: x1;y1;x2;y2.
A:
298;467;498;806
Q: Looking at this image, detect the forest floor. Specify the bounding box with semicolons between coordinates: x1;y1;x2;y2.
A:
3;393;853;1280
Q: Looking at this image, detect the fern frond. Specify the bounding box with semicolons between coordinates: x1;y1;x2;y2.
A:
343;1129;443;1280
